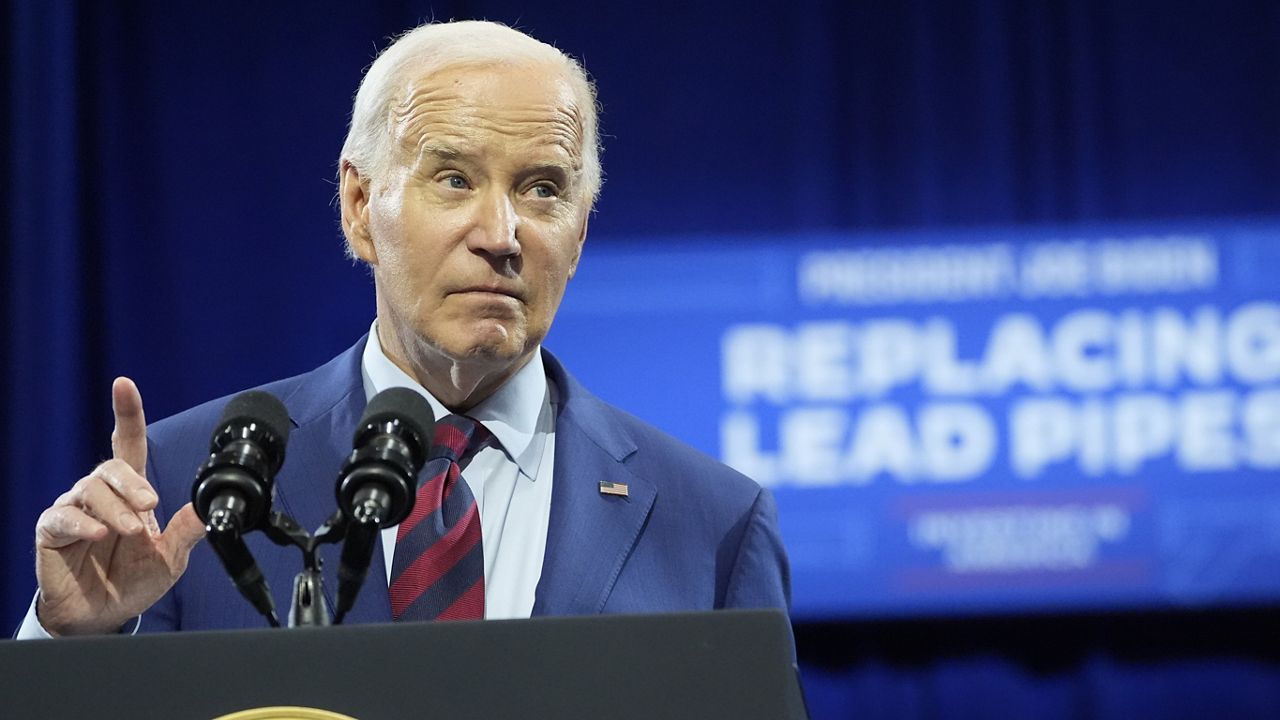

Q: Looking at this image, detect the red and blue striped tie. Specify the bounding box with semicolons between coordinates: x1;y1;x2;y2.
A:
389;414;489;621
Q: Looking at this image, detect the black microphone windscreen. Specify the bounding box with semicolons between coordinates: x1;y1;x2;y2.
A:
219;390;291;444
360;387;435;441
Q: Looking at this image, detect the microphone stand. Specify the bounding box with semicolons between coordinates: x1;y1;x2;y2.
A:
259;510;351;628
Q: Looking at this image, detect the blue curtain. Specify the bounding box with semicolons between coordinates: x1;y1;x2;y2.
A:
4;1;1279;717
3;0;102;632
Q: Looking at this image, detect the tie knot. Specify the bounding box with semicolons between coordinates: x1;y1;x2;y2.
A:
430;415;490;463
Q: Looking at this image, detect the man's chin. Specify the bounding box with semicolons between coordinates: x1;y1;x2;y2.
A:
442;331;530;366
459;343;520;362
402;319;537;368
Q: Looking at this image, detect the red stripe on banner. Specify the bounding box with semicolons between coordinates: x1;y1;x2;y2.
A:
389;505;482;617
436;576;485;621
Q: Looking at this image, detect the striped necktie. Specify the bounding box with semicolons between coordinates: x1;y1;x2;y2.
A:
389;414;489;621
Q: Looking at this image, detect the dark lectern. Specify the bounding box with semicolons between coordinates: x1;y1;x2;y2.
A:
0;609;807;719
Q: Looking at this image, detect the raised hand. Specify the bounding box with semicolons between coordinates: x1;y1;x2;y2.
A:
33;377;207;635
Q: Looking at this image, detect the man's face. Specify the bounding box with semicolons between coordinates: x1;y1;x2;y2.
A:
349;61;590;372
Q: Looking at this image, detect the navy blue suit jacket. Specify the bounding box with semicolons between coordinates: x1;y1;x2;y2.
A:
139;337;790;631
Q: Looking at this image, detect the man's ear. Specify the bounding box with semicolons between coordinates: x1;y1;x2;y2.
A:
568;214;589;279
339;160;377;264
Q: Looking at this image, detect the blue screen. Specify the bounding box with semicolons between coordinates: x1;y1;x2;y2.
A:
549;219;1280;619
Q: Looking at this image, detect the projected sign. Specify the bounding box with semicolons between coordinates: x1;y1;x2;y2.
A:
548;221;1280;619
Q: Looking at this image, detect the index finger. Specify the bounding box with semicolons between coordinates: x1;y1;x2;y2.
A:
111;377;148;476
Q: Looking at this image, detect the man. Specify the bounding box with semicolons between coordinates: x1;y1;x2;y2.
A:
20;20;788;636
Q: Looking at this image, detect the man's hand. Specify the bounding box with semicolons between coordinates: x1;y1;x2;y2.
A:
33;377;206;636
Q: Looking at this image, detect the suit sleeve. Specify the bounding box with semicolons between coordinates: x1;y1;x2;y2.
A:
721;488;792;612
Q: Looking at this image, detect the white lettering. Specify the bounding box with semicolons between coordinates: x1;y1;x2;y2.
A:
722;324;790;403
856;321;921;397
983;315;1053;393
1053;310;1115;391
1226;302;1280;384
781;408;849;486
795;323;853;401
1112;394;1175;473
909;503;1132;572
1151;306;1222;386
1019;242;1091;298
844;404;917;481
1243;388;1280;468
1009;397;1077;478
1177;391;1236;471
921;318;982;395
918;403;997;481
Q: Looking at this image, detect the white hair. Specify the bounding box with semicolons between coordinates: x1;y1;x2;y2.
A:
339;21;602;213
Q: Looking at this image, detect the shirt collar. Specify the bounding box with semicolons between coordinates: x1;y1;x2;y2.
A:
360;320;548;481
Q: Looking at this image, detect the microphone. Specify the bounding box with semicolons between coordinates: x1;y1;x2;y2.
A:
191;390;291;627
333;387;435;621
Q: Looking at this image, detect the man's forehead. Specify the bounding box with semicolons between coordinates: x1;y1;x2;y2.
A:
389;61;585;163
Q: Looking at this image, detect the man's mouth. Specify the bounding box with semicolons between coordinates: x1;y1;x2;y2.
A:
453;285;522;301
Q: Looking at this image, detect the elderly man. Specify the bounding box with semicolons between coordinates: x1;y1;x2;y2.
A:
20;20;788;637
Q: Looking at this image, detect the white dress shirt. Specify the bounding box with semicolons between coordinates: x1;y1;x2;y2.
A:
362;323;555;620
18;323;554;637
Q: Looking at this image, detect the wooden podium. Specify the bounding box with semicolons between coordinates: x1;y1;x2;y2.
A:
0;609;808;719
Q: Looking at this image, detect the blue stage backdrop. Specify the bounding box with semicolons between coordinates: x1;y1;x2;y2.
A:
5;2;1280;719
549;220;1280;619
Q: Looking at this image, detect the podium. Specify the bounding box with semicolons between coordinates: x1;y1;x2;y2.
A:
0;609;807;719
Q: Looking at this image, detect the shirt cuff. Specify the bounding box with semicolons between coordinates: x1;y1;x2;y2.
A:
13;593;52;640
13;592;141;639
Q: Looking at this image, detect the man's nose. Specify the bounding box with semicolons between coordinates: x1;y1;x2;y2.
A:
467;190;521;256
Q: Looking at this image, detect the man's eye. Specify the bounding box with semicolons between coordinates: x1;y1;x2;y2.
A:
441;175;468;190
530;183;558;199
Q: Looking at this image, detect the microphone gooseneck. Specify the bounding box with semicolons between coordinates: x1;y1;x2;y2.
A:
191;390;292;627
333;387;435;622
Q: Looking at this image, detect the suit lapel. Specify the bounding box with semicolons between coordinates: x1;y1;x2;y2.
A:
262;341;653;621
533;352;656;616
268;334;393;625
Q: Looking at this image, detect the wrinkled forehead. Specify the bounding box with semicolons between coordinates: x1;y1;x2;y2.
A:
387;59;586;167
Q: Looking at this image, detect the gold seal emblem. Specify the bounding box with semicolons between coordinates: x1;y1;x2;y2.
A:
213;708;358;720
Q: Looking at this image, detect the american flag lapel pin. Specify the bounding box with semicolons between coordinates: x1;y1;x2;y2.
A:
598;480;629;497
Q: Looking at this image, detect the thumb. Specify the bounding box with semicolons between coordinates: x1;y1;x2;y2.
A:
161;503;207;563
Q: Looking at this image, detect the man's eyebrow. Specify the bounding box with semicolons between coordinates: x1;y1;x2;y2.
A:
519;162;581;185
415;143;470;162
521;162;573;179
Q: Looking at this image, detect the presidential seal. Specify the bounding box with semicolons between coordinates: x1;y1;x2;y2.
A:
213;708;357;720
